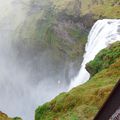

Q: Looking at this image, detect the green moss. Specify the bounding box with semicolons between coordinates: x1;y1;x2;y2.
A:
35;41;120;120
52;0;120;18
91;0;120;19
86;41;120;76
80;0;120;18
35;103;50;120
13;117;22;120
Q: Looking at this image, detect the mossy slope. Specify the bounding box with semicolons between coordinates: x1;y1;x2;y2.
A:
35;41;120;120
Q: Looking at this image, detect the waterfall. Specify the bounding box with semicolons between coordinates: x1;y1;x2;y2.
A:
0;1;120;119
69;19;120;89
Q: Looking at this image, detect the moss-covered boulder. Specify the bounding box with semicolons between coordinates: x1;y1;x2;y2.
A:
86;41;120;76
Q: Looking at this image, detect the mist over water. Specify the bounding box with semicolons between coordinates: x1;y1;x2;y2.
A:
0;1;69;120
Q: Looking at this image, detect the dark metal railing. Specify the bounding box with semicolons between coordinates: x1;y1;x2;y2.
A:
94;79;120;120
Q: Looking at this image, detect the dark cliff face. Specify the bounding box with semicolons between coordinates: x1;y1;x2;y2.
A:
13;0;90;88
11;0;120;98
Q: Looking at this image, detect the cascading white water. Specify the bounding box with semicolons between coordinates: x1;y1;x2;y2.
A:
70;19;120;89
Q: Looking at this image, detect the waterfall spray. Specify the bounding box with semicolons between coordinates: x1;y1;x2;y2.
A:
69;19;120;89
0;1;68;120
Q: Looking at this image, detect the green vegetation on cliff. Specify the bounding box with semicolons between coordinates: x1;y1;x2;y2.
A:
16;0;120;83
51;0;120;18
44;25;87;60
35;41;120;120
86;41;120;76
80;0;120;18
13;117;22;120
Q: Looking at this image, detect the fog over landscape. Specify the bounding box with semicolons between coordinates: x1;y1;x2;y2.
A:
0;1;70;119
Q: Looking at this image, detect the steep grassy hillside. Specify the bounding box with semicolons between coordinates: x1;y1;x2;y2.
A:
35;41;120;120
